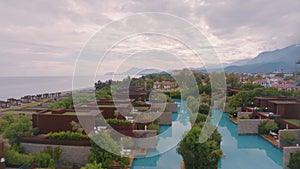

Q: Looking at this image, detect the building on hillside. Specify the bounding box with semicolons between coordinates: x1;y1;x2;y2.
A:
296;59;300;86
153;81;161;89
163;81;173;89
252;79;269;88
271;84;300;91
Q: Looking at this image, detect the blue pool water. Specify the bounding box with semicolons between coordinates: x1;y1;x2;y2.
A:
131;99;283;169
212;110;283;169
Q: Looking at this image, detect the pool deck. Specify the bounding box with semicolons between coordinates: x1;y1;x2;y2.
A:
261;134;280;148
229;115;238;124
180;162;185;169
127;150;136;169
138;148;147;156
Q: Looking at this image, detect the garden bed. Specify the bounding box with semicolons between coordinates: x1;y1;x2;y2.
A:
21;135;91;146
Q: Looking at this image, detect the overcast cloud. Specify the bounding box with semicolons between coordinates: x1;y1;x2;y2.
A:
0;0;299;76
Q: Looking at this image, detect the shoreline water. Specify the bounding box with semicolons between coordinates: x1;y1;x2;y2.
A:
0;75;130;100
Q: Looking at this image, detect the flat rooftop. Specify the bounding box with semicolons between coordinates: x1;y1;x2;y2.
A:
268;101;299;105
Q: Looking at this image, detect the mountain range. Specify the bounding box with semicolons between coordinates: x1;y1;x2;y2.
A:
225;44;300;73
105;44;300;75
105;68;163;76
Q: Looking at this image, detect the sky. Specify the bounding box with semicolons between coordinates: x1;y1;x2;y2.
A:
0;0;299;76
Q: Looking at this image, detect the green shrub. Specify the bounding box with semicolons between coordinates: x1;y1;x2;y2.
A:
258;120;278;134
106;119;132;125
39;146;62;161
190;113;208;124
288;151;300;169
45;131;89;140
5;149;33;166
2;116;34;150
148;123;160;134
239;115;253;119
34;147;61;168
199;104;210;115
50;97;73;109
88;132;129;168
34;151;53;168
134;100;145;105
81;161;103;169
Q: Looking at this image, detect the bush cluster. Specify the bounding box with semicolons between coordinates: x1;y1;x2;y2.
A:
106;118;132;125
258;120;278;134
45;131;89;140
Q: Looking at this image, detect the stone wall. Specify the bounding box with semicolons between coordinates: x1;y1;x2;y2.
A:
237;112;253;119
132;130;158;149
279;129;300;148
158;112;172;125
166;103;178;112
22;143;91;168
238;119;265;134
283;146;300;169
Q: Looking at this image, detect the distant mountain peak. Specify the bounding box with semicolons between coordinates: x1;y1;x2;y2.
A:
225;44;300;73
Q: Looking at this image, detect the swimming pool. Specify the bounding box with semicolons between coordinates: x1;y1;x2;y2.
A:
131;99;283;169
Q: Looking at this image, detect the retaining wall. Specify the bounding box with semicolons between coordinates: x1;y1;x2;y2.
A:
279;129;300;148
283;146;300;169
22;143;91;169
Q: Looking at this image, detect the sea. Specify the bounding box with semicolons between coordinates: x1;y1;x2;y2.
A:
0;75;127;100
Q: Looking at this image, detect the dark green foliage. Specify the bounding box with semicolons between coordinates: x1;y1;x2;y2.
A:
190;113;208;124
106;118;132;125
88;132;129;168
198;84;211;95
258;120;278;134
4;149;33;166
235;83;264;90
199;104;210;115
228;87;284;109
81;161;104;169
39;146;62;161
288;151;300;169
50;97;73;109
2;115;34;152
34;151;54;168
148;123;160;134
33;147;60;169
177;125;222;169
168;91;181;98
95;80;112;90
179;100;222;169
0;114;15;134
45;131;89;140
226;73;240;87
95;86;112;99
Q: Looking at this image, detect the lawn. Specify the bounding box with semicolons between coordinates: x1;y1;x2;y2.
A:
283;119;300;126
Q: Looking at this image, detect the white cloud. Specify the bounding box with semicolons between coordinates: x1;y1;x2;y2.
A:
0;0;299;76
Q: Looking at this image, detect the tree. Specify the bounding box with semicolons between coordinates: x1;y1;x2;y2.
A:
177;125;222;169
95;86;112;99
81;161;104;169
2;115;34;152
293;90;300;99
50;97;73;109
190;113;208;124
199;104;210;115
288;151;300;169
226;73;239;87
258;120;278;135
88;132;129;168
228;90;254;108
